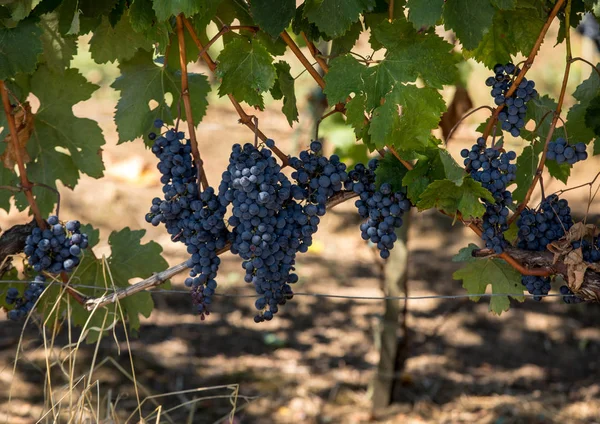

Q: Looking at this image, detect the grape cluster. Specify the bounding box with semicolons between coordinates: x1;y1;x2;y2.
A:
344;159;412;259
461;137;516;253
5;275;46;321
146;120;229;318
521;275;551;302
485;63;538;137
517;194;573;251
289;140;348;214
516;195;573;301
23;216;88;273
219;143;298;322
546;137;588;165
560;285;584;304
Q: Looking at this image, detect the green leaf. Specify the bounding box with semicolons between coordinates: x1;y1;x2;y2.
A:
374;154;409;192
372;20;459;88
465;12;512;68
304;0;375;38
512;145;539;203
7;0;43;21
521;95;558;141
407;0;443;29
323;55;366;104
452;243;480;263
443;0;495;50
291;3;330;42
545;159;570;184
112;50;211;144
585;94;600;138
595;138;600;155
402;158;432;203
345;94;369;140
0;166;17;212
89;13;152;64
435;149;465;185
271;61;298;126
453;258;524;314
79;0;119;17
416;177;493;218
15;66;104;216
491;0;516;9
506;7;545;55
330;20;363;57
129;0;157;33
216;37;275;109
250;0;295;38
0;19;43;80
369;84;446;151
152;0;207;21
38;12;78;73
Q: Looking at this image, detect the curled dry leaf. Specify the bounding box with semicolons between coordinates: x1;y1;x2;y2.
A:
547;222;600;292
1;101;33;169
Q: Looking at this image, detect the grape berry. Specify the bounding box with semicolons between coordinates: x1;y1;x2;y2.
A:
546;137;588;165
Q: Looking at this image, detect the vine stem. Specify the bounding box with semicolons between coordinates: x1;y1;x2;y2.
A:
300;32;329;73
0;81;45;229
182;18;289;167
509;0;572;225
280;31;325;89
176;14;209;189
482;0;566;140
84;190;360;310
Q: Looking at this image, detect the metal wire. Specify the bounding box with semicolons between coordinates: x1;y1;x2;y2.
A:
0;280;581;301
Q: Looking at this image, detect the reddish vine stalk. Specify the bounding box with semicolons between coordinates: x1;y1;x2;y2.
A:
176;14;209;189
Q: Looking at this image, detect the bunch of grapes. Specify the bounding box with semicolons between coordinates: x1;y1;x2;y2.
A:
521;275;551;302
5;275;46;321
485;63;538;137
560;285;584;304
461;137;516;253
145;120;198;239
288;140;348;215
344;159;412;259
546;137;588;165
23;215;88;273
146;120;229;318
516;194;573;251
219;143;297;322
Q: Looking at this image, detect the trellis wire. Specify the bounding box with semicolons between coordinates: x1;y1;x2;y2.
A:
0;280;580;301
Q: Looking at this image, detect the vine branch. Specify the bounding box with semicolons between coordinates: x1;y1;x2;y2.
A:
176;14;209;189
280;31;326;89
509;0;572;225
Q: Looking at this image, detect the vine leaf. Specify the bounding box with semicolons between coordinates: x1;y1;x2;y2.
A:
566;66;600;144
545;159;571;184
39;12;78;73
112;50;210;144
452;243;479;263
374;154;409;192
584;94;600;138
89;13;152;64
453;258;525;315
323;55;365;104
129;0;158;33
12;66;104;216
402;158;431;204
513;144;540;203
0;167;18;212
250;0;296;38
152;0;207;21
443;0;495;50
406;0;443;29
0;18;43;80
370;84;446;151
416;177;493;219
270;61;298;126
371;19;459;89
216;37;275;109
330;20;363;57
491;0;517;9
304;0;375;38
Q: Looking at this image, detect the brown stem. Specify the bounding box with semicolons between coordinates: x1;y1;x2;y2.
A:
509;0;572;225
0;81;45;229
176;15;209;190
386;146;414;171
301;32;329;73
482;0;566;140
388;0;394;21
280;31;326;89
445;105;494;143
